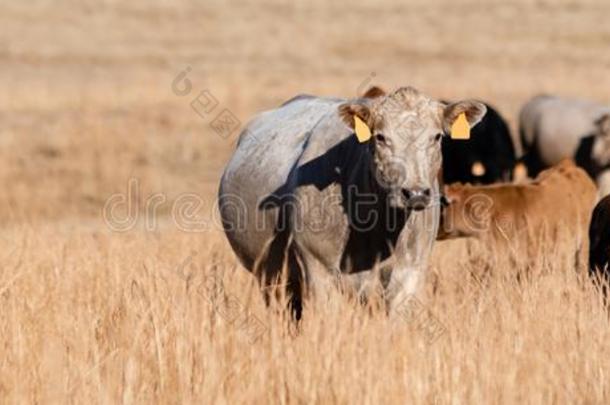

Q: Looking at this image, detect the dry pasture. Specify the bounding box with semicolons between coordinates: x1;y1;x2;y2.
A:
1;0;610;403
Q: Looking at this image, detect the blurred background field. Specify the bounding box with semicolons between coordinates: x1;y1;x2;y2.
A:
1;0;610;403
3;0;610;223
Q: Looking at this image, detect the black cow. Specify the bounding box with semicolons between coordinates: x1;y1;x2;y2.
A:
589;194;610;296
575;134;610;181
441;102;516;184
574;115;610;197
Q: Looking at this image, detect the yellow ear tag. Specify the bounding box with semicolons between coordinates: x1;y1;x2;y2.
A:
354;115;372;143
450;112;470;140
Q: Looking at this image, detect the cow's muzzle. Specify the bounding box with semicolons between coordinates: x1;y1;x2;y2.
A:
402;188;431;211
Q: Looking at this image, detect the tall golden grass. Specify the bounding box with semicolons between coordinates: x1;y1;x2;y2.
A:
1;0;610;402
2;225;609;403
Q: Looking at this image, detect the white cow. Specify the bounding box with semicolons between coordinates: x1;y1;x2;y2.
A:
520;95;610;195
218;87;486;318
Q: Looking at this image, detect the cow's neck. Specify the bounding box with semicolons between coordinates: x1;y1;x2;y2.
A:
339;143;399;214
336;143;410;273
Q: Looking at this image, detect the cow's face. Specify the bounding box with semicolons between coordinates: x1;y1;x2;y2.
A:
438;184;493;238
592;114;610;167
339;87;486;210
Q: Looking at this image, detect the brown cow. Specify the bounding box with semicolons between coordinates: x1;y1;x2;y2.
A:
438;160;597;268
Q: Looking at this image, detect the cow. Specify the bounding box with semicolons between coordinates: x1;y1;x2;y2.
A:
218;87;486;318
519;95;610;194
588;194;610;295
362;87;516;184
575;114;610;194
441;102;516;185
438;160;596;269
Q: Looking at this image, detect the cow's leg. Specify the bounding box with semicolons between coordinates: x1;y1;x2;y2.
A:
385;265;426;315
284;245;304;320
295;246;340;304
296;243;393;305
254;247;304;320
251;229;307;320
384;206;439;316
520;145;546;178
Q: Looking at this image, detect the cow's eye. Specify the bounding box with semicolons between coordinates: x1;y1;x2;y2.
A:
434;133;443;142
375;134;389;145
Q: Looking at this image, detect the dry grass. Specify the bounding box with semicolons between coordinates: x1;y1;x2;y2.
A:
1;0;610;403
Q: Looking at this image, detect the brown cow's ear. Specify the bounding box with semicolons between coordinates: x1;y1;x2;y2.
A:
338;102;373;130
362;86;386;99
442;100;487;134
443;184;462;204
596;113;610;135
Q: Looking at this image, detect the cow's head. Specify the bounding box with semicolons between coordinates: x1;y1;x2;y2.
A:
339;87;486;210
591;113;610;168
437;184;494;239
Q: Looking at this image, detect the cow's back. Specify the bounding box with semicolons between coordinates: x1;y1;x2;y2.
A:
538;99;609;164
480;162;594;242
521;96;610;165
219;96;343;270
527;161;597;257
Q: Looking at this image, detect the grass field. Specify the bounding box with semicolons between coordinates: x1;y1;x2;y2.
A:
1;0;610;403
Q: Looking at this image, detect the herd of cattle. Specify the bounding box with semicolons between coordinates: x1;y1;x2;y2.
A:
218;86;610;318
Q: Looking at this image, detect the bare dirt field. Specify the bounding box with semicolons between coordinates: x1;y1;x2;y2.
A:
1;0;610;403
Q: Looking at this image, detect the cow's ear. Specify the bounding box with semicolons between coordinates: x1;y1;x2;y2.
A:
338;102;373;130
442;100;487;134
596;113;610;135
362;86;386;99
443;185;460;204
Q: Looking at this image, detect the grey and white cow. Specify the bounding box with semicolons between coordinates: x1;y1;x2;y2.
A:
520;95;610;194
218;87;486;318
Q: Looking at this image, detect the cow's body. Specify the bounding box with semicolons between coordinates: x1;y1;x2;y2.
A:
519;96;610;194
219;88;486;317
439;160;596;267
442;103;515;184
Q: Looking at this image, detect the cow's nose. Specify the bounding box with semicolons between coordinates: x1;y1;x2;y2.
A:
402;188;431;211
